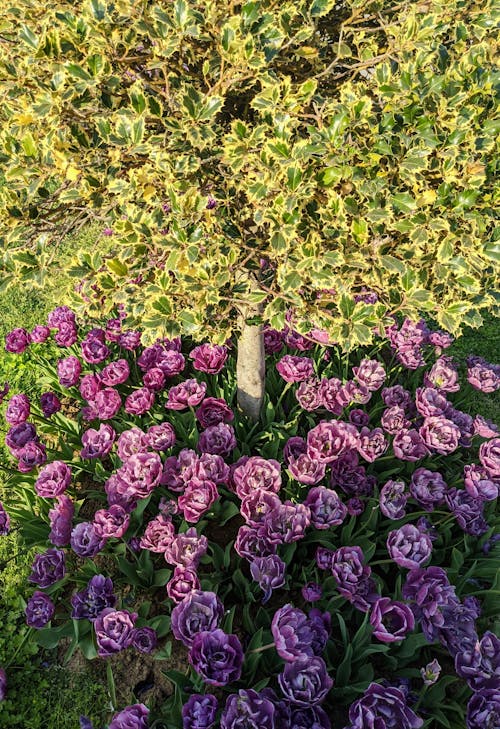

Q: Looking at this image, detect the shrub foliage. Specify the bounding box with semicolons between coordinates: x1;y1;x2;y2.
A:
0;0;498;344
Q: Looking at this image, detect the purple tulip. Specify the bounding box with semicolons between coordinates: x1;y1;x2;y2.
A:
17;441;47;473
278;656;333;706
392;429;429;461
379;480;407;520
382;385;413;409
54;321;78;347
171;590;223;647
302;583;323;602
463;464;498;501
30;325;50;343
94;608;137;657
402;566;459;642
167;566;201;603
35;460;71;498
479;438;500;477
166;379;207;410
467;357;500;393
182;693;218;729
306;421;359;463
409;468;447;511
57;356;82;387
0;502;10;535
353;359;386;391
81;423;116;459
387;525;432;569
346;682;423;728
29;548;65;587
221;690;275;729
381;406;411;434
118;452;163;499
124;387;155;415
47;306;76;328
370;598;415;642
71;522;107;558
40;391;61;417
190;344;228;374
178;478;218;522
5;422;38;455
276;355;314;383
296;379;323;411
188;629;243;686
415;387;449;418
446;488;489;536
25;591;55;628
290;706;331;729
455;631;500;690
234;524;276;561
424;356;460;393
304;486;347;529
108;704;149;729
117;427;148;460
420;659;441;686
90;387;122;420
131;627;158;654
263;327;284;354
5;394;30;425
466;689;500;729
233;456;282;499
164;528;208;569
250;555;286;603
195;397;234;429
48;495;74;546
473;415;498;438
420;416;460;455
93;505;130;539
5;328;30;354
81;336;110;364
198;423;236;457
320;377;344;415
143;367;165;391
357;427;388;462
264;500;311;544
288;453;326;485
271;604;328;662
71;575;117;621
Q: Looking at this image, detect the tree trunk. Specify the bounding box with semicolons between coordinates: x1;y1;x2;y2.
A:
237;321;265;422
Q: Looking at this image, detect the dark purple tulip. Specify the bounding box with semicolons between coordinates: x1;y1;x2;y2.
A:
81;336;110;364
455;631;500;690
221;690;275;729
5;328;30;354
94;608;137;657
195;397;234;429
188;629;243;686
283;436;307;464
276;355;314;383
198;423;236;457
5;394;30;426
382;385;412;409
17;441;47;473
316;547;335;571
278;656;333;706
190;344;228;374
182;693;218;729
71;522;107;557
54;321;78;347
304;486;347;529
370;598;415;642
346;682;423;728
131;627;158;654
284;327;314;351
290;706;331;729
263;327;284;354
29;549;65;587
387;525;432;569
35;460;71;498
0;502;10;535
71;575;117;621
57;356;82;387
81;423;115;459
409;468;447;511
234;524;276;561
5;422;38;455
331;546;371;595
379;480;407;520
167;566;201;604
466;688;500;729
100;359;130;386
48;495;74;546
171;590;224;647
402;566;459;642
347;497;365;516
124;387;155;416
302;583;322;602
25;591;55;628
349;409;370;427
40;391;61;417
446;488;489;536
108;704;149;729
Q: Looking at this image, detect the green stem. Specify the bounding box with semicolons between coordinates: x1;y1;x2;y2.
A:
247;641;275;655
106;660;117;710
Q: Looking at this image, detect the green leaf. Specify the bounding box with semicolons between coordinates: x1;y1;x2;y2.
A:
310;0;335;16
19;25;38;49
66;64;92;81
287;166;302;191
106;258;128;276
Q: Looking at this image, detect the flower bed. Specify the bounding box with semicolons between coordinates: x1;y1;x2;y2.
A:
1;308;499;729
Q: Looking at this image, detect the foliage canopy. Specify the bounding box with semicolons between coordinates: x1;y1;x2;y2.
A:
0;0;498;345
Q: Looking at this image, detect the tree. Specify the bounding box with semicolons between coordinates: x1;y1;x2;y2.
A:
0;0;497;419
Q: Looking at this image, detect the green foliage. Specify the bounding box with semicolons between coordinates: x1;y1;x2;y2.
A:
0;0;497;345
